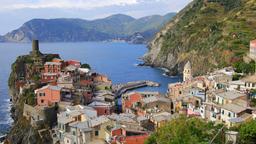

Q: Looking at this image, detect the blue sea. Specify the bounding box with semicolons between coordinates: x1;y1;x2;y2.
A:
0;42;180;134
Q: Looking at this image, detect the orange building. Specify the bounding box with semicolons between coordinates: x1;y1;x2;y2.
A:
110;127;149;144
88;101;114;116
93;75;111;84
122;92;143;112
35;85;62;106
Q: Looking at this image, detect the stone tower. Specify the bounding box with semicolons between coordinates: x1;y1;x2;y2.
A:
183;61;192;82
30;40;42;57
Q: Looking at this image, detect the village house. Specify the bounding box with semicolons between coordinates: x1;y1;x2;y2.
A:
88;101;114;116
132;96;172;116
241;75;256;90
227;80;246;91
168;82;184;99
207;73;233;89
35;85;62;107
23;104;58;128
92;73;112;84
122;91;161;113
56;105;97;142
63;116;111;144
41;73;59;84
82;90;93;104
107;113;145;131
57;74;76;89
220;103;252;127
105;126;149;144
122;92;143;113
66;60;81;68
64;65;80;83
150;111;174;129
41;58;64;84
214;90;247;105
93;90;115;103
44;62;62;73
79;79;93;89
201;89;252;126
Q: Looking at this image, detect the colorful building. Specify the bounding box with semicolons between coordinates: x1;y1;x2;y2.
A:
66;60;81;68
122;92;143;112
88;101;114;116
106;126;149;144
35;85;62;106
44;62;62;73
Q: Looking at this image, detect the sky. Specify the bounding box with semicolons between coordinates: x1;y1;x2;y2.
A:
0;0;192;35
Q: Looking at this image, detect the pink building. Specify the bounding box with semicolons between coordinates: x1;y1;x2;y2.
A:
35;85;62;106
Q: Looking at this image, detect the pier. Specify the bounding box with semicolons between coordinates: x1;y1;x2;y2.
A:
112;80;160;98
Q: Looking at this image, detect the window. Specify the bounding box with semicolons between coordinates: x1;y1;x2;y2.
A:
41;100;44;103
222;110;224;115
95;131;99;136
73;131;75;135
228;112;231;117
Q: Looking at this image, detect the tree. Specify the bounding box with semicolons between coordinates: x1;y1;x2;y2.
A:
233;60;255;74
145;116;223;144
81;63;91;69
239;120;256;144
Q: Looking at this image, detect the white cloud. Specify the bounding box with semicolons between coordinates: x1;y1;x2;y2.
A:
1;0;139;10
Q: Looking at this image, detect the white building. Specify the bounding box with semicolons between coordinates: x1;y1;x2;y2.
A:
183;61;192;82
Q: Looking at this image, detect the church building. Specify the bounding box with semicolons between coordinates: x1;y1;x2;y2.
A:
183;61;192;82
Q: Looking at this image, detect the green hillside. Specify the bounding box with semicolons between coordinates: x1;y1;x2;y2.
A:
144;0;256;75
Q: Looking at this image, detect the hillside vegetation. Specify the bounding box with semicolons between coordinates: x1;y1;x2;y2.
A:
144;0;256;75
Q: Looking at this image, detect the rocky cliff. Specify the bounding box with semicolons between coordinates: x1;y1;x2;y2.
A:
6;51;60;144
144;0;256;75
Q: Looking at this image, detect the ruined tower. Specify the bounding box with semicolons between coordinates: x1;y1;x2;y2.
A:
183;61;192;82
30;40;42;57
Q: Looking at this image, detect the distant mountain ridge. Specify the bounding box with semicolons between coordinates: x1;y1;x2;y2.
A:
1;13;176;43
